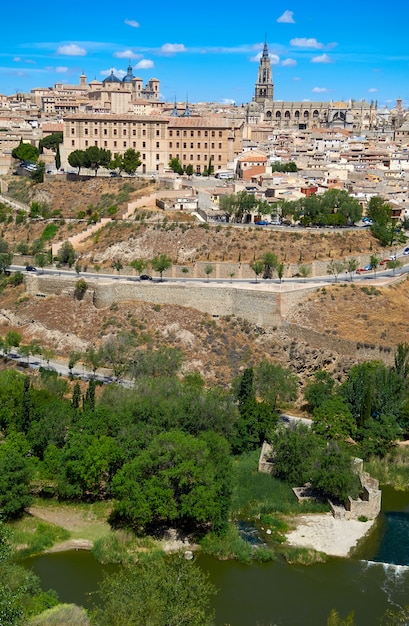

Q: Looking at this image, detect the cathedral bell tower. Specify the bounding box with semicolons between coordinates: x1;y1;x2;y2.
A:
254;41;274;103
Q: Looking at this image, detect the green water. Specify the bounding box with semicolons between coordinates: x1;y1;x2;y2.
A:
24;486;409;625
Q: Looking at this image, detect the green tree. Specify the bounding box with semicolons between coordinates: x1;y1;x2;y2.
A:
12;142;39;163
34;252;48;273
122;148;142;175
85;345;103;377
254;360;298;411
68;350;82;375
83;146;112;176
55;143;61;170
327;259;345;282
72;382;81;410
92;554;216;626
304;370;335;412
270;423;321;485
151;254;172;281
30;161;45;183
370;254;379;277
75;278;88;299
185;163;194;176
39;132;63;153
386;258;401;275
299;264;311;282
168;157;184;175
111;259;123;275
68;149;86;175
313;396;357;441
262;252;277;279
311;442;361;502
250;259;264;283
130;258;147;276
57;241;76;267
204;264;214;282
111;430;231;532
0;438;33;519
277;261;285;283
347;258;359;281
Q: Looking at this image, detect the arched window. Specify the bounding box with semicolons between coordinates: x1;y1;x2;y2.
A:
313;110;319;118
304;110;309;118
294;110;300;118
276;111;281;118
285;110;290;118
266;110;272;119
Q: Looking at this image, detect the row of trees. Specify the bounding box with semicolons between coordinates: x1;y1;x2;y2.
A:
68;147;141;177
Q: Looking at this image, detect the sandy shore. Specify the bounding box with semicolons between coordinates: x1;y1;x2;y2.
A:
285;513;376;557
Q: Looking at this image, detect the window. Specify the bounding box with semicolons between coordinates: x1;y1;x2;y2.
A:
183;154;186;160
104;129;107;135
114;141;117;147
198;131;201;137
183;131;187;137
197;155;200;160
190;155;194;160
191;131;194;137
156;154;160;160
84;128;88;135
218;155;222;161
204;142;208;149
123;141;127;148
211;131;215;137
205;131;208;137
156;130;160;136
133;141;136;148
169;154;172;160
142;129;146;136
94;129;98;135
176;142;180;148
176;130;180;137
218;143;222;149
183;142;187;148
190;142;194;148
71;128;75;135
143;154;146;160
94;141;98;146
133;129;136;136
169;130;173;137
123;129;127;136
104;141;107;147
113;129;117;135
156;141;160;148
169;142;173;148
197;143;201;149
85;140;88;147
142;141;146;148
219;131;222;138
71;140;75;146
211;143;215;149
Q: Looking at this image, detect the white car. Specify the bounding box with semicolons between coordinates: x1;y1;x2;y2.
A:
403;247;409;255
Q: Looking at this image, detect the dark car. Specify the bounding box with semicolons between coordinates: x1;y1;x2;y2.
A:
139;274;152;281
25;265;37;272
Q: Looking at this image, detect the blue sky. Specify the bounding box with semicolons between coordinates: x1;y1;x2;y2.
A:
2;2;409;108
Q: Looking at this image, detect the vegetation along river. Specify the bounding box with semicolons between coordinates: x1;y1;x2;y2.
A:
24;486;409;625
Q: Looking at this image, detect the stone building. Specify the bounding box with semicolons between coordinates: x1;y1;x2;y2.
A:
63;113;244;175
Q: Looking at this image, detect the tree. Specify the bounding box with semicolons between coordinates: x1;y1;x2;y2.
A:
185;163;194;176
75;278;88;300
92;554;216;626
12;142;39;163
347;258;359;281
39;132;63;153
277;261;285;283
31;161;45;183
327;259;345;282
168;157;184;175
204;264;214;282
68;149;86;175
85;345;103;377
370;254;379;277
299;264;311;282
82;146;112;176
130;259;147;276
151;254;172;281
250;260;264;283
57;241;76;267
0;438;33;519
304;370;336;412
122;148;142;175
386;258;401;275
253;360;298;411
311;442;361;502
270;423;321;485
312;396;357;441
111;259;123;275
262;252;277;279
111;430;232;532
68;350;82;376
55;143;61;170
34;252;48;273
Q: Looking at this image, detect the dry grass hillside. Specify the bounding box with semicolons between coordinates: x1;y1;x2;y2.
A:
0;176;407;387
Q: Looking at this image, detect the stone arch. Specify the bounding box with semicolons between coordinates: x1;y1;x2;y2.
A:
275;111;281;118
304;110;309;119
284;110;290;118
294;110;300;118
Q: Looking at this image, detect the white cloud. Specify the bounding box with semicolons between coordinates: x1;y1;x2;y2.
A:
135;59;154;69
100;68;126;79
312;87;329;93
56;44;86;56
222;98;236;105
277;10;295;23
281;57;297;67
13;57;21;62
250;52;279;64
368;87;378;92
160;43;187;55
311;54;333;64
290;38;324;49
293;76;301;81
56;66;69;73
114;49;140;60
124;19;140;28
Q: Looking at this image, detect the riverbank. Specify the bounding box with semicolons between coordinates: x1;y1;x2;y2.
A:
285;512;376;557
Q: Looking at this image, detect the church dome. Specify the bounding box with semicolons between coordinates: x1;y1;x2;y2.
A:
122;64;135;83
103;70;121;84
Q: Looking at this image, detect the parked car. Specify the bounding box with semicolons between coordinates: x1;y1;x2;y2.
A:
254;220;269;226
25;265;37;272
356;264;373;274
362;217;373;224
139;274;152;281
380;255;397;265
403;247;409;255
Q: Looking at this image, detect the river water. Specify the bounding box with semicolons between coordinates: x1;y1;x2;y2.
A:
24;486;409;625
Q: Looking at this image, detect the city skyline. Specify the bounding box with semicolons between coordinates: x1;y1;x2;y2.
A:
2;1;409;108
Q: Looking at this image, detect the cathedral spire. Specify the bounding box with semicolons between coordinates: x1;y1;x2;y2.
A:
254;39;274;103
